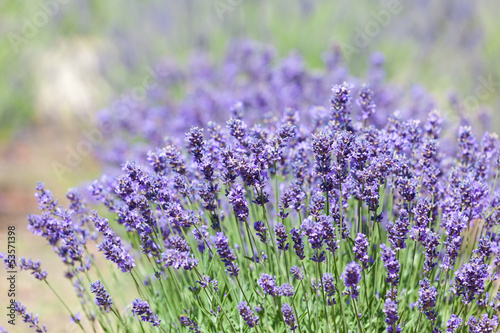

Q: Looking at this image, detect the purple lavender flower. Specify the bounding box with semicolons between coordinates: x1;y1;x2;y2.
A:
275;222;289;251
91;212;135;273
353;233;370;269
90;280;113;312
237;301;259;328
357;84;376;120
467;314;498;333
258;273;277;296
254;221;268;244
180;311;201;333
452;256;489;304
380;244;400;286
301;217;324;250
446;314;462;333
213;232;240;277
330;82;353;130
290;228;305;260
185;126;205;163
18;258;47;280
387;207;410;251
418;278;437;321
322;273;336;306
422;229;440;273
309;191;326;218
277;283;295;297
281;303;297;331
227;183;249;223
383;296;401;333
341;262;362;299
290;265;304;281
13;302;47;333
131;298;161;327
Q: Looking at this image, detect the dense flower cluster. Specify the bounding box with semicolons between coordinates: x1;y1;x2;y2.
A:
3;41;500;333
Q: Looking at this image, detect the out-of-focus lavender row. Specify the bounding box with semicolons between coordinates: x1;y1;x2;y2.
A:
95;40;438;170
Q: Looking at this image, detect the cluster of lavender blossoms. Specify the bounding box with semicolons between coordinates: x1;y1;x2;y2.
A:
2;41;500;332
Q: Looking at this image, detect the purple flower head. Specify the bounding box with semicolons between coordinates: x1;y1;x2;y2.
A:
258;273;277;296
422;229;440;273
353;233;370;269
290;265;304;281
301;217;324;250
227;183;249;223
13;301;48;333
226;117;247;142
380;244;400;286
131;298;161;327
452;256;489;304
275;222;289;251
357;84;376;120
330;82;354;130
192;225;209;241
417;278;437;321
446;314;462;333
90;280;113;312
383;296;401;333
213;232;240;277
254;221;268;244
467;314;498;333
279;183;305;219
309;191;326;218
277;283;295;297
322;273;336;305
311;130;334;177
387;207;410;251
161;249;199;271
185;126;204;163
237;301;259;328
341;262;362;299
180;310;201;333
18;258;48;280
290;228;305;260
281;303;297;331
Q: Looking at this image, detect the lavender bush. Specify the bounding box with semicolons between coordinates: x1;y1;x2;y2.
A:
2;42;500;332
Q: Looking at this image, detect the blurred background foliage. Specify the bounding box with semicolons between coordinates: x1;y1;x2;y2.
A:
1;0;499;140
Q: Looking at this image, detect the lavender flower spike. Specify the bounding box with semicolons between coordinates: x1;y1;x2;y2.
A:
131;298;161;327
237;301;259;328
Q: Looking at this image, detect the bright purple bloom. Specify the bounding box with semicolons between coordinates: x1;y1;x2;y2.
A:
290;266;304;281
383;296;401;333
213;232;239;277
380;244;400;286
131;298;161;327
452;256;489;304
290;228;305;260
275;222;289;251
446;314;462;333
353;233;370;269
227;183;249;223
341;262;362;299
13;302;47;333
277;283;295;297
254;221;268;244
322;273;336;306
467;314;498;333
237;302;259;328
281;303;297;331
90;280;113;312
418;278;437;321
18;258;47;280
258;273;277;296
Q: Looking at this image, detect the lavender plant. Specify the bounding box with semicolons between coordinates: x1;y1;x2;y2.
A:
2;42;500;333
